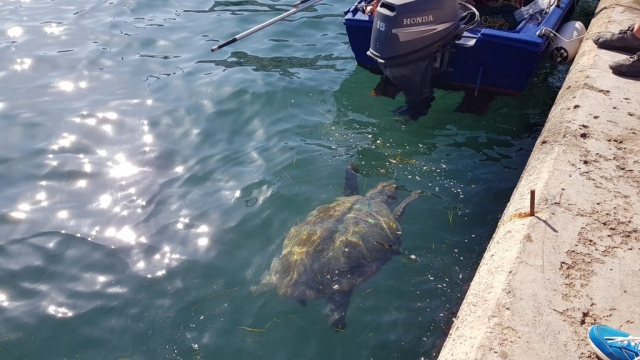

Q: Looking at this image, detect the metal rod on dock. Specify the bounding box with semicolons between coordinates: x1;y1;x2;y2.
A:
530;189;535;216
211;0;322;52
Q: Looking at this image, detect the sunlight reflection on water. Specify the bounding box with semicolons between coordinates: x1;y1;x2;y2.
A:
7;26;23;37
0;293;8;307
2;96;222;279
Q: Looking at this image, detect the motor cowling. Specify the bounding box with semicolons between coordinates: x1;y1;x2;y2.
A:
367;0;462;119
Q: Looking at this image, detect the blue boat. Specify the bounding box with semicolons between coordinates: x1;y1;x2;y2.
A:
342;0;584;118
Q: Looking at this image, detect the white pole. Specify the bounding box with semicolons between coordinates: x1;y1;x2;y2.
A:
211;0;322;52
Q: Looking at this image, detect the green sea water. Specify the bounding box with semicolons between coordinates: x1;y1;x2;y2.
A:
0;0;593;358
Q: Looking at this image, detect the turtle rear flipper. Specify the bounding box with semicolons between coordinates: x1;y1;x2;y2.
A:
323;290;353;331
343;164;360;197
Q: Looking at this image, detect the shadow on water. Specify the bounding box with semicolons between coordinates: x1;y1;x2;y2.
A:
197;51;352;78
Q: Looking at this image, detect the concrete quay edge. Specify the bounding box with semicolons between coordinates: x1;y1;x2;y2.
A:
438;1;640;359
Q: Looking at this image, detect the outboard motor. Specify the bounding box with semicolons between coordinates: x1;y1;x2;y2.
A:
367;0;464;120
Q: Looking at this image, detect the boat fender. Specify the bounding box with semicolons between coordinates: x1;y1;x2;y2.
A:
550;20;586;64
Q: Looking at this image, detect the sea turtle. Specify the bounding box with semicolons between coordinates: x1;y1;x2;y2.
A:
258;164;420;330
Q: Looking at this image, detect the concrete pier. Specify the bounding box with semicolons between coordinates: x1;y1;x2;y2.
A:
437;0;640;358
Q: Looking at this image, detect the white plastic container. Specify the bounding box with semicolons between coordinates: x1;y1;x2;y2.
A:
550;21;587;64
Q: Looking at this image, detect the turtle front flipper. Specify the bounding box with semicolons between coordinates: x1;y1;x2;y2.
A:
323;290;353;331
343;164;360;197
392;190;421;220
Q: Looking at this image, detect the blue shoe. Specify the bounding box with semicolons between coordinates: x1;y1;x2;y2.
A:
588;324;640;360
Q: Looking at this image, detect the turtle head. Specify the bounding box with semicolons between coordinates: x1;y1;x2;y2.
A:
365;181;397;204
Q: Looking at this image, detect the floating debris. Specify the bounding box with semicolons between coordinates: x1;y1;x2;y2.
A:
238;326;266;333
191;287;239;311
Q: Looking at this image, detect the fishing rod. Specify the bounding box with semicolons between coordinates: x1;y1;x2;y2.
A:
211;0;322;52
